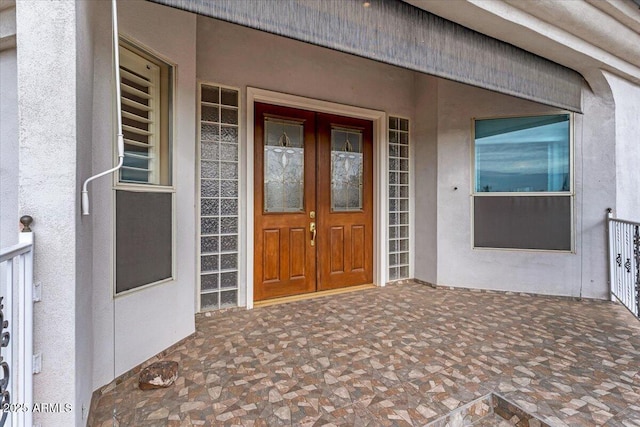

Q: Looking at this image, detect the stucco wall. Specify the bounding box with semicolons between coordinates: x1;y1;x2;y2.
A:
0;48;18;248
16;1;78;425
89;0;113;393
196;18;416;118
91;0;197;388
413;75;438;283
575;85;616;300
75;0;97;423
604;72;640;223
432;79;614;299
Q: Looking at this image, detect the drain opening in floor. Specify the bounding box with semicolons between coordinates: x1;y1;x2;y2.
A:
425;392;550;426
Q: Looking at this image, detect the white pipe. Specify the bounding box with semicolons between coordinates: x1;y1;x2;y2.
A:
81;0;124;215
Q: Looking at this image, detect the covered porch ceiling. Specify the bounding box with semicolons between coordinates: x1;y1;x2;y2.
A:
147;0;584;112
406;0;640;90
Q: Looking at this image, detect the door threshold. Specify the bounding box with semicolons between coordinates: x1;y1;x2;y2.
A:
254;284;376;308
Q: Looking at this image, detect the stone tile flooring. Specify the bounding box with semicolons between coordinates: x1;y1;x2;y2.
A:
90;282;640;426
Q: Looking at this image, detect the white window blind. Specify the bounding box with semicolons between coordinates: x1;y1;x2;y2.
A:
119;46;161;184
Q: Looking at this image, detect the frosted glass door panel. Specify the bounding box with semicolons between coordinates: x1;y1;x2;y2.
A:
331;129;363;211
264;119;305;213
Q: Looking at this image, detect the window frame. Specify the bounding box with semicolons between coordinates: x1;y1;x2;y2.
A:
470;112;575;253
113;36;178;298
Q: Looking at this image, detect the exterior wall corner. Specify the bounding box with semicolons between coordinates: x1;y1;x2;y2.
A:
15;0;80;424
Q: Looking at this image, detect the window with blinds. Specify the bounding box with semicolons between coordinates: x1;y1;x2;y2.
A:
114;40;175;296
118;43;172;186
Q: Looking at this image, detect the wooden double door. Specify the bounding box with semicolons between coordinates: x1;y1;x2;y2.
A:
254;103;373;301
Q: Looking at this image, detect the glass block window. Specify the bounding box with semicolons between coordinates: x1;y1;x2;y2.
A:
388;117;410;281
199;84;240;311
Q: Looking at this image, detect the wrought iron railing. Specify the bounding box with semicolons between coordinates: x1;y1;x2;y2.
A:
607;209;640;318
0;216;35;427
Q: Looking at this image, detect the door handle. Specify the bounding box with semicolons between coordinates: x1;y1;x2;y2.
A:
310;222;316;246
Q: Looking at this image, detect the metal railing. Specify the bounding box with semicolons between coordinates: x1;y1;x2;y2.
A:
607;209;640;318
0;216;34;427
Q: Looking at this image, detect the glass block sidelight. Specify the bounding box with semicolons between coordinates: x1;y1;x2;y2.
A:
199;83;240;311
388;117;410;281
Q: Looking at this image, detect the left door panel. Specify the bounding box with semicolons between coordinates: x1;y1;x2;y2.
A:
254;103;317;301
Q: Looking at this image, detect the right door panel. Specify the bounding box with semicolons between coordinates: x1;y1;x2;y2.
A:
316;113;373;290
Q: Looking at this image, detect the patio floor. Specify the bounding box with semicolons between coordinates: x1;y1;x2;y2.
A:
90;281;640;426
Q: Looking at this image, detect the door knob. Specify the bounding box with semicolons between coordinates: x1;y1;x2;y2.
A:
310;222;316;246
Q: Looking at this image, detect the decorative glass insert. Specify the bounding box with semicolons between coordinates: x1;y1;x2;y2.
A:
331;128;363;211
264;118;304;213
388;117;410;281
199;84;240;311
474;115;570;193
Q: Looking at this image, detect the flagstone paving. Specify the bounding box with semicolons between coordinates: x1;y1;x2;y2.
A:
89;281;640;426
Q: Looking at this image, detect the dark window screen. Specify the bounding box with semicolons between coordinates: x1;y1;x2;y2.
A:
116;190;172;293
474;196;571;250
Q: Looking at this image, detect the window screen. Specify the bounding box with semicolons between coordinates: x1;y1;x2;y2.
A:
474;196;572;250
115;191;173;293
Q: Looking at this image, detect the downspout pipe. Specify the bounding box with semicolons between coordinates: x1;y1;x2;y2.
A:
81;0;123;215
